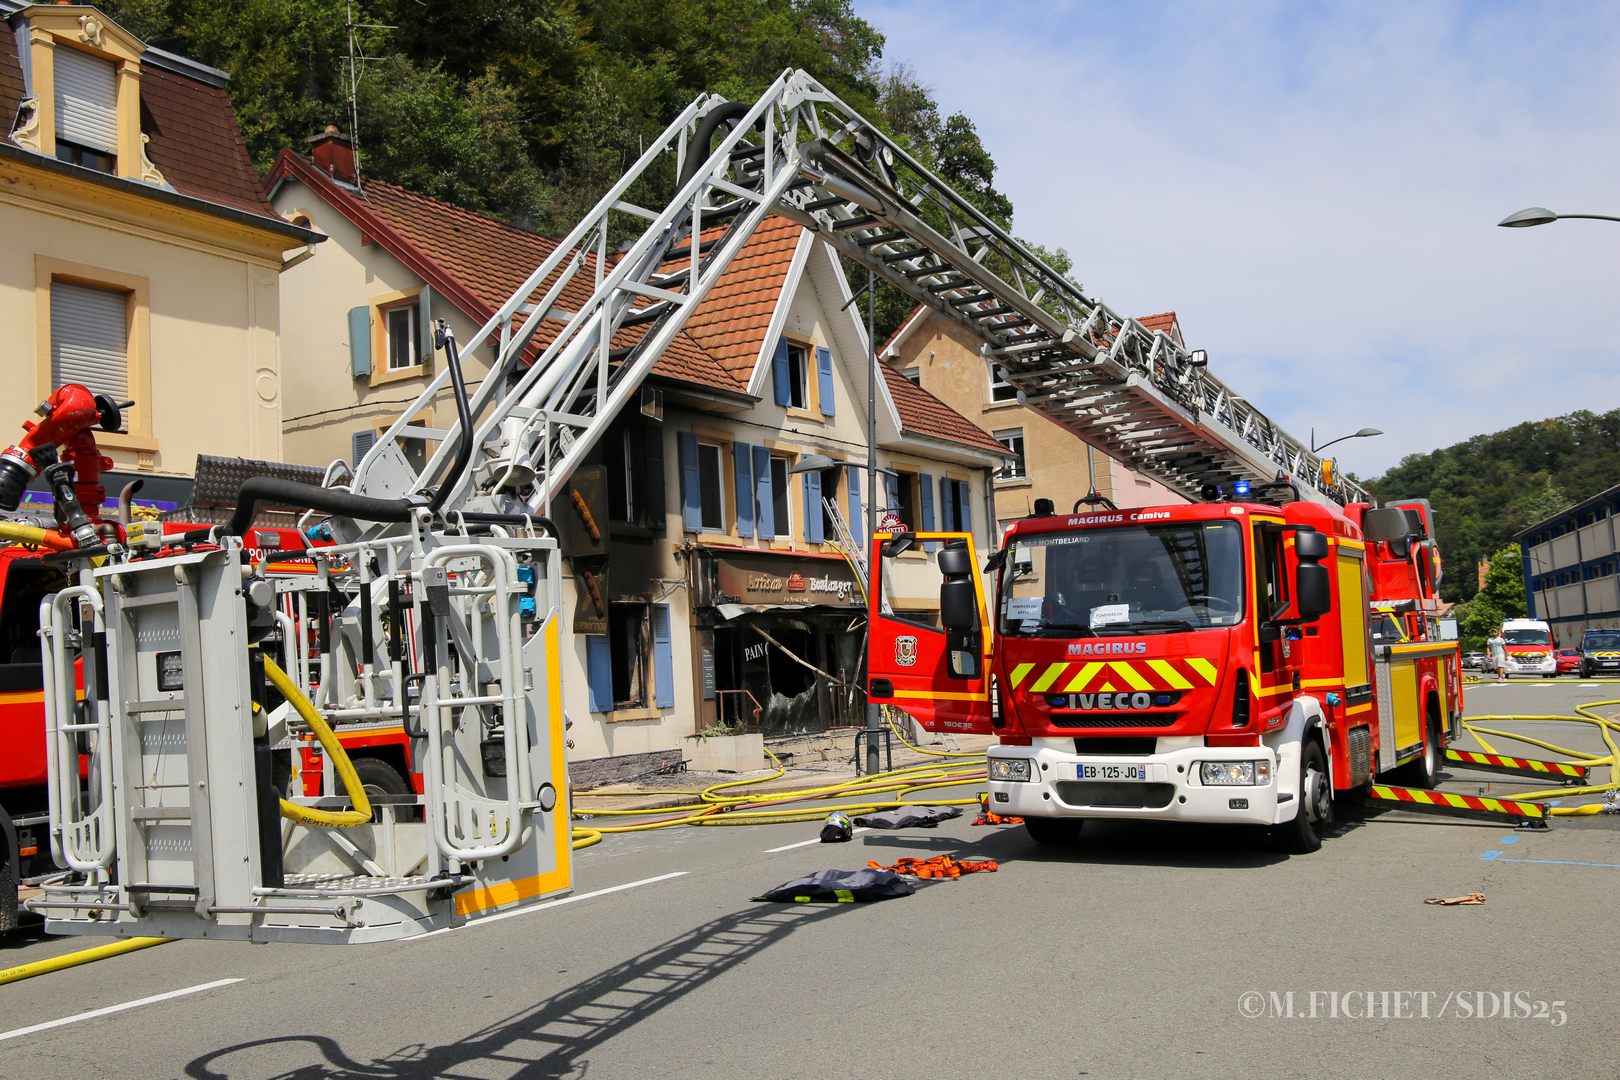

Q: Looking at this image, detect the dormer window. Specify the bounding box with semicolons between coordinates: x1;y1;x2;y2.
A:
53;46;118;173
10;6;163;185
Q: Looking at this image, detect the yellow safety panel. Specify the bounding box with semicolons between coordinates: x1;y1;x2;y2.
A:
1389;658;1421;749
1337;552;1368;686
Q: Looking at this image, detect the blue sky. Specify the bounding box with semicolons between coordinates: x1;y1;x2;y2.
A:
860;0;1620;477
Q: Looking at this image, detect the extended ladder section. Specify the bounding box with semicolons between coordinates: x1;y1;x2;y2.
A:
348;69;1364;529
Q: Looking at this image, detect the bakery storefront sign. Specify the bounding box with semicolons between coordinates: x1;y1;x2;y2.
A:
709;550;862;608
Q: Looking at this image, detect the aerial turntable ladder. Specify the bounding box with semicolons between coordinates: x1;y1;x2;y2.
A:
35;69;1364;946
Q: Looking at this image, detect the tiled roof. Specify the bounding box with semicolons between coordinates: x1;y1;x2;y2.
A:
272;152;745;395
1;26;282;225
881;364;1007;456
140;66;281;219
1137;311;1180;338
0;30;22;132
678;215;801;377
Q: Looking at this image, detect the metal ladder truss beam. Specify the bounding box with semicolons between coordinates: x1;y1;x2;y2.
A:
347;69;1364;524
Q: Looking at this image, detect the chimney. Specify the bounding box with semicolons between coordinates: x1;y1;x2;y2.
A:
308;124;356;184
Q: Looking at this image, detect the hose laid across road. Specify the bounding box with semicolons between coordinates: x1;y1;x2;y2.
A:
1459;694;1620;816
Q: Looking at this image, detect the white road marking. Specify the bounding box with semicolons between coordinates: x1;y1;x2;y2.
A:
0;978;243;1043
765;828;870;853
409;872;689;941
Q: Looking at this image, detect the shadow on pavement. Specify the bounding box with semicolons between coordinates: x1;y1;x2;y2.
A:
183;903;849;1079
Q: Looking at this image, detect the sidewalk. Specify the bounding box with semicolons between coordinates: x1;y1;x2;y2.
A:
572;731;995;814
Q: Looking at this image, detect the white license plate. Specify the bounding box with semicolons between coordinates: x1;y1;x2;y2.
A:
1079;762;1146;782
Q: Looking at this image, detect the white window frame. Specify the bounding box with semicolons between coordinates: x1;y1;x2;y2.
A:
785;342;810;410
989;364;1018;403
994;429;1026;480
384;301;421;371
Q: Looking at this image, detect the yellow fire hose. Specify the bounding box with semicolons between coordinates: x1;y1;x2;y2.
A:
262;656;372;827
1459;695;1620;815
0;520;74;551
0;935;169;986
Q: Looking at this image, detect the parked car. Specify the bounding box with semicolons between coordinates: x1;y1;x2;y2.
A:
1462;651;1486;670
1555;648;1582;676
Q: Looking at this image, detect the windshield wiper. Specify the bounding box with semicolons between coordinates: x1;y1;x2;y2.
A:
1013;623;1096;637
1098;619;1196;633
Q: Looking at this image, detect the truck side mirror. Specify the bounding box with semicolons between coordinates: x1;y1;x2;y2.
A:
941;578;977;631
1296;564;1331;620
937;541;972;577
1292;527;1330;621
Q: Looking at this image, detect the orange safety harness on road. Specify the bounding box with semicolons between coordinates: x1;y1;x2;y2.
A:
970;793;1023;826
867;855;999;879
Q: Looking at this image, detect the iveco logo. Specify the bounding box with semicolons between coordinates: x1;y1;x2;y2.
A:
1067;641;1149;656
1077;692;1155;711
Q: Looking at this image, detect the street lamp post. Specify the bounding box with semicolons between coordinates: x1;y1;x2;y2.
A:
1498;207;1620;228
1310;427;1383;454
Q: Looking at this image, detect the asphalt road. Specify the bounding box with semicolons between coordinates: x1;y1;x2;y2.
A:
2;679;1616;1079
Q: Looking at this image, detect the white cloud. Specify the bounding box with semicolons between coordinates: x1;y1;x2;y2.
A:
861;0;1620;474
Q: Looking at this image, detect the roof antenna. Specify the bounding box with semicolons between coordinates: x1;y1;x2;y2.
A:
343;1;398;191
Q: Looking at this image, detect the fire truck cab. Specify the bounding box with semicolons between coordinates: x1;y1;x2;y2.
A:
868;490;1460;853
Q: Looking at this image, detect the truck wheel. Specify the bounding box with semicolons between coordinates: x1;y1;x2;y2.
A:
352;757;412;822
1024;817;1083;846
1399;709;1443;790
1;857;17;934
1273;739;1329;855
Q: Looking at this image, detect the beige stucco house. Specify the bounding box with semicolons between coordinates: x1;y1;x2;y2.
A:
0;3;316;513
266;136;1011;769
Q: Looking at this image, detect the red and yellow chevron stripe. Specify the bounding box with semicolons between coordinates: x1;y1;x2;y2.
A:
1005;657;1219;695
1444;749;1588;781
1370;785;1548;820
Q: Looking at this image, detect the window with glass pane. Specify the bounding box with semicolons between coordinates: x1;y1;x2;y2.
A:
785;343;810;409
769;455;792;536
697;442;725;531
989;364;1018;402
995;430;1026;478
385;303;420;370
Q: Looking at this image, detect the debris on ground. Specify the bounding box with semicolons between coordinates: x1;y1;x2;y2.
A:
867;855;999;879
851;806;962;829
753;868;914;903
1423;892;1487;906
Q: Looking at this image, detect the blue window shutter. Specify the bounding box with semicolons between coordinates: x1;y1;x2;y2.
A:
847;465;863;547
677;432;701;532
957;479;972;535
587;636;612;713
351;429;377;465
733;442;754;539
347;306;371;378
920;472;937;551
754;445;775;541
416;286;435;365
817;346;835;417
772;337;791;407
940;476;956;531
804;470;824;543
652;605;675;709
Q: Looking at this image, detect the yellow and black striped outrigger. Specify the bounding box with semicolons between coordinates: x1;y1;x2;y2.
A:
1443;749;1588;785
1368;785;1552;828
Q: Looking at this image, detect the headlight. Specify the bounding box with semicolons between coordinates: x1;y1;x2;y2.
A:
987;757;1033;782
1199;761;1271;786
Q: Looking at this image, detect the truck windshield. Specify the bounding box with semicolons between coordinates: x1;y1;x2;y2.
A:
998;521;1243;636
1503;628;1551;646
1584;633;1620;650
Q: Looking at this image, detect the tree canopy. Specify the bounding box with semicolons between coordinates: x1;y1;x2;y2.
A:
1367;410;1620;603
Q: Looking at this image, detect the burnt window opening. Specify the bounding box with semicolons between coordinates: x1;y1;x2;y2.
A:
609;603;649;709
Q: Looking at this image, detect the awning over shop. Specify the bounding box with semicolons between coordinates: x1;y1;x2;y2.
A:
697;545;864;611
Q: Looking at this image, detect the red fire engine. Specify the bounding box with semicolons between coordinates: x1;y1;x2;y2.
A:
868;483;1472;854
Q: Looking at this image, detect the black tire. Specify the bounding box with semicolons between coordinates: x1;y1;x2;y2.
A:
1024;817;1084;846
0;857;17;934
1398;707;1443;789
352;757;412;822
1273;739;1330;855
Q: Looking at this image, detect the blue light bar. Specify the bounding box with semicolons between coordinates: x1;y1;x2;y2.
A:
1233;479;1252;498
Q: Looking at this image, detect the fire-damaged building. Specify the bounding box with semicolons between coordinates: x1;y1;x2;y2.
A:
266;134;1009;765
